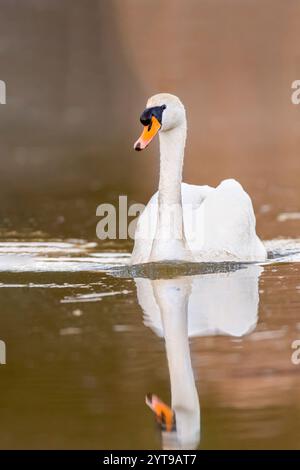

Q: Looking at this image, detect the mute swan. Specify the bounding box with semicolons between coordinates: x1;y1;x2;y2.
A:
131;93;267;264
135;263;263;449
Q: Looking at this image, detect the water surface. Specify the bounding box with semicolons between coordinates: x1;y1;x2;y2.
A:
0;239;299;449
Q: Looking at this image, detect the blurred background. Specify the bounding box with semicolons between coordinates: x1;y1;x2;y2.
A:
0;1;300;450
0;0;299;241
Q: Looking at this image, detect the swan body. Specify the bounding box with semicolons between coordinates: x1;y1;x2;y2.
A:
131;93;267;264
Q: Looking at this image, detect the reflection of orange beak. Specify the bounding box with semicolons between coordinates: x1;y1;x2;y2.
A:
146;393;176;432
134;116;161;151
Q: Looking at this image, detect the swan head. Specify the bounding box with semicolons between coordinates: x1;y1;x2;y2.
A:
134;93;186;151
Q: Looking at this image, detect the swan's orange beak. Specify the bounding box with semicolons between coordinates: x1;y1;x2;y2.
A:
134;116;161;151
145;393;176;432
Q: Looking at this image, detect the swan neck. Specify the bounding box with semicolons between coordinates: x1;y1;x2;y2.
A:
151;124;188;254
158;124;186;205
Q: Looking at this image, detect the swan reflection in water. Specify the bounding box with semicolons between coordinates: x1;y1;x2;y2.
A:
133;263;263;449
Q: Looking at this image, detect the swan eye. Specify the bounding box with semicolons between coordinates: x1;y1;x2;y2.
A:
140;105;166;126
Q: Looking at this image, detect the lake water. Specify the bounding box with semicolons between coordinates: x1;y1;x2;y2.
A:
0;238;299;449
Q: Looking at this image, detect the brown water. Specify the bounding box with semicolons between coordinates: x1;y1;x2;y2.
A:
0;239;299;449
1;0;300;452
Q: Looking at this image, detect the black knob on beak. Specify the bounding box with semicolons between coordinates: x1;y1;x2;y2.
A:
140;109;152;126
140;105;166;126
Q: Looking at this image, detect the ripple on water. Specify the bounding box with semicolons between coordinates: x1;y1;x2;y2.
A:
0;238;298;275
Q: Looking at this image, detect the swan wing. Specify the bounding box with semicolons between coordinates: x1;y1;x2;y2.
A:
184;179;266;261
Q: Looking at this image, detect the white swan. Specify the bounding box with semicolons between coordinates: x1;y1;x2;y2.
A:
131;93;267;264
